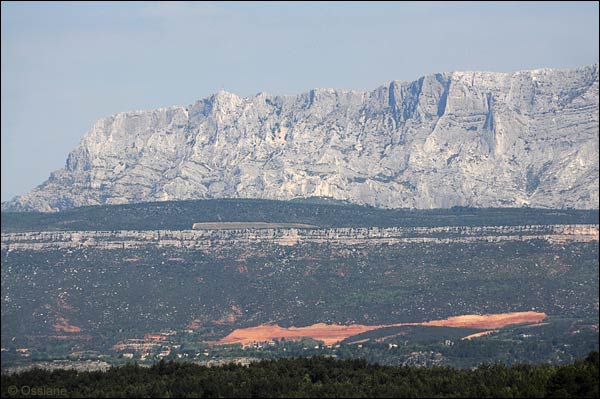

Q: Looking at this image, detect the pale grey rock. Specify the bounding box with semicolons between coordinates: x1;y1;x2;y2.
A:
3;64;598;212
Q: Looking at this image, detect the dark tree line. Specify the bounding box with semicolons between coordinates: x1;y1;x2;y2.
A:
2;198;598;232
2;352;598;398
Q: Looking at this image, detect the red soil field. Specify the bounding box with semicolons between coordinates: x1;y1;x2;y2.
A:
216;311;547;346
460;330;499;340
421;311;547;329
52;316;82;333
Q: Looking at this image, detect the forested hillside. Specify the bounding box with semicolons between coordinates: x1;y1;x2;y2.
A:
2;199;598;232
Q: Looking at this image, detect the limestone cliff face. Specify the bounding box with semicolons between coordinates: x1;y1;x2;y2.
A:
2;225;598;251
3;65;598;212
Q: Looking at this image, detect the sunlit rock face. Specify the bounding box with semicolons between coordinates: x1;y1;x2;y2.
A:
3;64;598;212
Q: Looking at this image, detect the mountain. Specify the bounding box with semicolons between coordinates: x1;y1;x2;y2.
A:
3;64;598;212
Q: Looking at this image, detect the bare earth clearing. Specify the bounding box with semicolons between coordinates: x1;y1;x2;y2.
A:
461;330;499;340
191;222;318;230
216;311;547;346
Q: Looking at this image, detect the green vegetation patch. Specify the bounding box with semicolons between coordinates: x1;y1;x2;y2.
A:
2;198;598;232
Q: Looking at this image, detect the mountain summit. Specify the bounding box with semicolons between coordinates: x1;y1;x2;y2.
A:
3;65;598;212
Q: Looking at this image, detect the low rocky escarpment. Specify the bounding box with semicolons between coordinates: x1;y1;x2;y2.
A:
2;224;597;251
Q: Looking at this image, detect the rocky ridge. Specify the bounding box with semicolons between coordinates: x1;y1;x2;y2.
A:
3;64;598;212
2;224;597;251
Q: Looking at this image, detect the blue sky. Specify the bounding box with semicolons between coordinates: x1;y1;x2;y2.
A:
1;1;599;201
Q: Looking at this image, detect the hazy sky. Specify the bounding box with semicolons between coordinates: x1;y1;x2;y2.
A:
1;1;599;201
